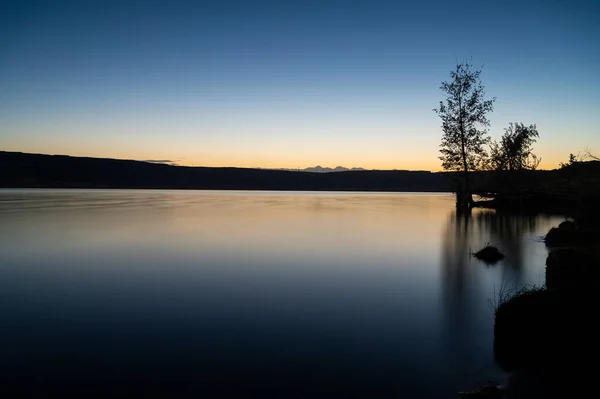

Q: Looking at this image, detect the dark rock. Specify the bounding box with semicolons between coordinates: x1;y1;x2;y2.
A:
473;245;505;264
544;226;576;247
500;366;597;399
493;288;559;372
545;248;600;291
557;220;577;232
544;218;600;248
545;220;577;247
493;287;599;373
545;224;600;248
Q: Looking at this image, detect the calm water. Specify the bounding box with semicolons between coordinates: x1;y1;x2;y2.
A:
0;190;563;397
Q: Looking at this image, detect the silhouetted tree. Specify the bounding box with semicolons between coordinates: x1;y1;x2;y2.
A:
559;153;580;169
559;148;599;169
490;123;540;171
434;61;496;206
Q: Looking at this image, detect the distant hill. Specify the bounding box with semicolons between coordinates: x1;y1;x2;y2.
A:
0;151;451;192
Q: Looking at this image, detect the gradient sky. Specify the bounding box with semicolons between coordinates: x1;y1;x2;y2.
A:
1;0;599;170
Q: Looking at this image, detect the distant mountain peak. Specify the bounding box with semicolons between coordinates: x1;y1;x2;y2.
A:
298;166;366;173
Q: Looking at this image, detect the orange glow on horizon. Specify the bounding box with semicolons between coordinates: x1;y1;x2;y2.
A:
0;144;574;172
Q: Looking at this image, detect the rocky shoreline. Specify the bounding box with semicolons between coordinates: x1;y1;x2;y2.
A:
460;216;600;398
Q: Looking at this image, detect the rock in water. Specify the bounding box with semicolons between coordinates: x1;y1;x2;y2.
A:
473;245;505;264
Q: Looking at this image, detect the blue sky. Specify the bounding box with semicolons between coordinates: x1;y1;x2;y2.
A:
1;0;599;170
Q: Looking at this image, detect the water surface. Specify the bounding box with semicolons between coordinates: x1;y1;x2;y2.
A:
0;190;563;397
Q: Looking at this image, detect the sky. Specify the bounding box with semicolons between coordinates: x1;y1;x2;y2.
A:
1;0;599;171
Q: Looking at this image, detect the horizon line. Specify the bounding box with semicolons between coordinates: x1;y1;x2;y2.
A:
1;150;571;173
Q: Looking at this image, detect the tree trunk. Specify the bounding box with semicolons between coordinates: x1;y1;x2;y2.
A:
456;178;472;209
459;139;474;207
458;84;473;208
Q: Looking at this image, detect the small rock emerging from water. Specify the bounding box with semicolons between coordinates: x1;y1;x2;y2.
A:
473;245;505;264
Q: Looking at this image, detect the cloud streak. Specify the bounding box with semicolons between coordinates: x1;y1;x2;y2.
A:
142;159;178;165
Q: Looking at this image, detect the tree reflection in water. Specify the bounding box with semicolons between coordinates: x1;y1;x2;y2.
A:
439;207;555;389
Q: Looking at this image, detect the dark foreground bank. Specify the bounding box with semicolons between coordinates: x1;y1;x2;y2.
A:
486;218;600;399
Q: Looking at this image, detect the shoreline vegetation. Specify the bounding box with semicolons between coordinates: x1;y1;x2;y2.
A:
471;160;600;217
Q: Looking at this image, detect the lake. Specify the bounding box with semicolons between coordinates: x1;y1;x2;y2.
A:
0;189;563;397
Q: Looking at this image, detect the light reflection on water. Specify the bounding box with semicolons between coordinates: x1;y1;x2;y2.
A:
0;189;564;397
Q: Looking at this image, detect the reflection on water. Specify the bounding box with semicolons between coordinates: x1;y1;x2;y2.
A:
0;190;564;397
440;208;557;386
